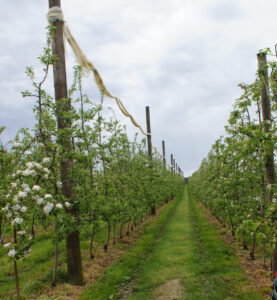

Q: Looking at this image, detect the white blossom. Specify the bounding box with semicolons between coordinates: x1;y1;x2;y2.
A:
32;185;41;191
8;249;16;258
13;142;21;148
13;195;19;202
17;230;26;236
34;195;44;205
12;204;20;212
56;203;63;209
12;217;24;226
43;168;49;174
26;162;34;169
37;197;44;205
22;183;29;189
22;169;35;177
22;184;30;193
42;157;51;163
20;206;27;213
65;201;70;208
44;194;52;199
2;205;9;212
4;243;11;248
24;150;32;156
18;191;27;199
34;162;42;169
57;181;62;188
11;182;17;188
43;202;54;215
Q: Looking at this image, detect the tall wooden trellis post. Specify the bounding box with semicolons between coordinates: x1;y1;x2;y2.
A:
257;52;276;278
145;106;156;215
162;140;166;168
146;106;152;161
48;0;83;285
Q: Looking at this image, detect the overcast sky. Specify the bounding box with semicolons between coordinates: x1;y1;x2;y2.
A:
1;0;277;176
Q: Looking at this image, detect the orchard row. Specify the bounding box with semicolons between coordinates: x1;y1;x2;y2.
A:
190;49;277;274
0;28;184;298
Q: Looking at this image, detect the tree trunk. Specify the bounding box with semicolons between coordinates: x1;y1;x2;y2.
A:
112;221;116;245
14;259;20;300
272;247;277;277
66;230;83;285
13;228;20;299
242;235;248;250
31;214;35;236
0;214;2;238
126;220;130;236
104;221;111;252
120;222;123;239
52;214;58;287
250;233;256;261
89;224;96;260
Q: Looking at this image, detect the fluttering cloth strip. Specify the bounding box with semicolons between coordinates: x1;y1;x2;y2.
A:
47;6;150;137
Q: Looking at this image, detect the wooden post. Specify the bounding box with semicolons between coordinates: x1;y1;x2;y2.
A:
162;140;166;168
145;106;155;215
170;154;173;173
49;0;83;285
173;159;175;174
257;52;277;278
258;53;275;204
145;106;152;161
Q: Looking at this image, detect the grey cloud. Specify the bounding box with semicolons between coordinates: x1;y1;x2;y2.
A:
207;0;244;22
1;0;277;177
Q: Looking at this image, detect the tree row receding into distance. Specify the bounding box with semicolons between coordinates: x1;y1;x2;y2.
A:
0;27;184;299
190;48;277;278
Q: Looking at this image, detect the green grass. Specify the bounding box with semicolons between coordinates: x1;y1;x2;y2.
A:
0;219;124;299
80;190;182;300
81;186;264;300
0;231;58;299
0;187;265;299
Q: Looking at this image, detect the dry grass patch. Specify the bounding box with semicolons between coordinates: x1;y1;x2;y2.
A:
153;279;184;300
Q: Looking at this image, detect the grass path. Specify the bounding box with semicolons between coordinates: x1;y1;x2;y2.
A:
82;186;264;299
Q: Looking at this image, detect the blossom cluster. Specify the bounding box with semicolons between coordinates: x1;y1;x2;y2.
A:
1;143;67;260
